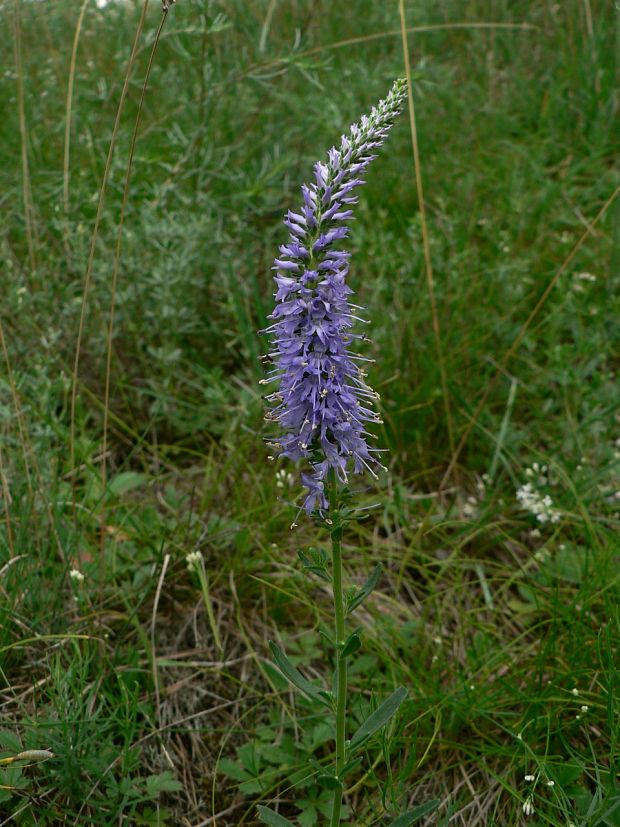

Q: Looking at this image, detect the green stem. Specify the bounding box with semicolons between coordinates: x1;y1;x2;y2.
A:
328;468;346;826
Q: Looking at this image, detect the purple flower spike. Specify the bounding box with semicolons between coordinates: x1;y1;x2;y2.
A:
261;79;407;517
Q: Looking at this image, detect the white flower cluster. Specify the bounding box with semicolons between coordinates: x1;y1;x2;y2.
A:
517;465;560;525
517;483;560;523
69;568;85;583
185;550;204;574
522;795;535;816
275;469;295;489
524;462;548;484
572;271;597;293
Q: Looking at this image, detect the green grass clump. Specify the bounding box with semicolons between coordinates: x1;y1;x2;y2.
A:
0;0;618;824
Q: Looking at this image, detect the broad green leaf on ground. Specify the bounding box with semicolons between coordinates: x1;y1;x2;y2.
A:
107;472;149;496
144;772;183;796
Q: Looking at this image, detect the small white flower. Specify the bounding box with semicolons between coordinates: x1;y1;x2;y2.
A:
463;501;476;518
524;774;535;782
275;469;295;489
580;705;589;713
185;550;203;573
516;480;560;524
523;795;535;816
546;780;555;787
530;528;541;538
69;569;85;583
571;687;579;696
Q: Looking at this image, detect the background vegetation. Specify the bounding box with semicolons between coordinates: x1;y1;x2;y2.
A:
0;0;618;824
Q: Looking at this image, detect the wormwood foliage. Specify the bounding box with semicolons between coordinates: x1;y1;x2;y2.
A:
0;0;618;825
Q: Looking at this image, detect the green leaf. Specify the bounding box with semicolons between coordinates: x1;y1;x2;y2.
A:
107;472;149;496
349;686;408;751
237;742;261;775
0;730;23;753
263;660;289;691
217;758;251;782
389;800;440;825
298;806;318;827
601;796;620;827
256;805;296;826
346;565;382;614
144;771;183;797
269;641;329;705
317;773;342;791
341;631;361;659
240;779;264;794
549;761;583;788
298;547;331;581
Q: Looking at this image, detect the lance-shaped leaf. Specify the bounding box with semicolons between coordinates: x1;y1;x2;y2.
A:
346;564;382;614
349;686;408;751
269;641;331;707
389;799;440;825
341;630;362;659
257;805;296;826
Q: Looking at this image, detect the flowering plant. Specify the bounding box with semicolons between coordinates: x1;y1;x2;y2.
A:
258;79;422;826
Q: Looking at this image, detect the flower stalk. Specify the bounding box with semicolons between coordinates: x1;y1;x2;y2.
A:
328;468;347;825
259;80;408;827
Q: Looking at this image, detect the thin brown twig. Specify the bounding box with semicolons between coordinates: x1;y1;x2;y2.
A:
398;1;457;469
12;0;38;274
151;552;170;730
0;446;15;559
63;0;90;224
0;318;32;493
69;0;150;508
100;4;170;570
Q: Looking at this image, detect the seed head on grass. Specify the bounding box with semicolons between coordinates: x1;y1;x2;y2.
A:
260;78;407;516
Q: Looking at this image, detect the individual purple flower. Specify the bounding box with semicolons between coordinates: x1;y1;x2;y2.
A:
261;79;407;516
